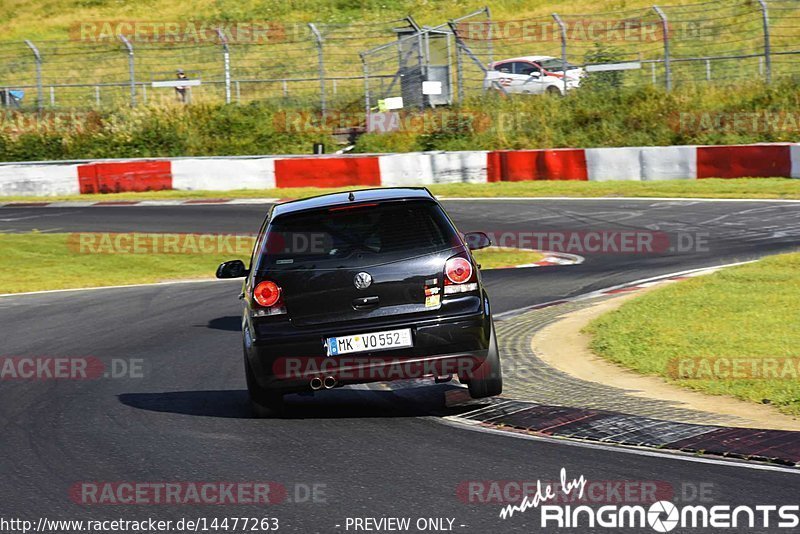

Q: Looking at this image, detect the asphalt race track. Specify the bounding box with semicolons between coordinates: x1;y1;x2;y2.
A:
2;198;800;533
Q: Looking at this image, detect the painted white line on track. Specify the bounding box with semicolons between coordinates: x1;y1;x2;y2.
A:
437;417;800;474
494;260;756;320
46;201;96;207
0;277;240;298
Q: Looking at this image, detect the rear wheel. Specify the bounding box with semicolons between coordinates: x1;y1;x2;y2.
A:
243;341;284;418
468;322;503;399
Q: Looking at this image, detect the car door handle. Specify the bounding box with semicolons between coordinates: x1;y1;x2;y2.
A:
353;296;379;309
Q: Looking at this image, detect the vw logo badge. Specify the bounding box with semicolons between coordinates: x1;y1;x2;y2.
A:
354;272;372;290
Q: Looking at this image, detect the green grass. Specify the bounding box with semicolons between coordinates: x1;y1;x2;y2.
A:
473;246;544;267
585;252;800;415
0;233;541;294
4;178;800;202
3;0;785;40
0;232;253;293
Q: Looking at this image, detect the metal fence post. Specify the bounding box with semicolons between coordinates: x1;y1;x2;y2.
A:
416;31;426;111
485;6;493;67
454;30;465;102
118;35;136;107
757;0;772;84
360;52;370;126
24;40;43;112
653;6;671;91
216;28;231;104
552;13;568;94
308;23;326;118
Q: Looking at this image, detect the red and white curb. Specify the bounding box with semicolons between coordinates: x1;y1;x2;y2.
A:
0;143;798;197
492;250;584;269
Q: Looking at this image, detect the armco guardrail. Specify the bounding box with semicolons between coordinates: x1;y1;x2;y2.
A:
0;144;798;196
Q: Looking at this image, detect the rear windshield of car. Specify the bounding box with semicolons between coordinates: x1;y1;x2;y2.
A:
255;199;459;270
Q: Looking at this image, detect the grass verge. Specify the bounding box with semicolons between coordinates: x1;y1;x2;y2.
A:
585;252;800;415
0;233;541;294
4;178;800;203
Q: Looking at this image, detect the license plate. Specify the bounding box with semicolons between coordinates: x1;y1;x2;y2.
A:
326;328;413;356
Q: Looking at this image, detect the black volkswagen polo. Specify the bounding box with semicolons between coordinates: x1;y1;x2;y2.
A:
216;188;502;416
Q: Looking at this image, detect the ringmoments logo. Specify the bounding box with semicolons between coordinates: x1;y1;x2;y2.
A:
500;468;800;531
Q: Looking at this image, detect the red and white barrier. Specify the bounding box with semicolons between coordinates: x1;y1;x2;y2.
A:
793;145;800;179
0;143;797;196
0;163;80;196
380;152;488;186
172;157;276;191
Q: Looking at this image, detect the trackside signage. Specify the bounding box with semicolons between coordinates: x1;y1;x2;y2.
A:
498;468;800;531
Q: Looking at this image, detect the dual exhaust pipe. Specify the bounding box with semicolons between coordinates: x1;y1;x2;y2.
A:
310;376;337;390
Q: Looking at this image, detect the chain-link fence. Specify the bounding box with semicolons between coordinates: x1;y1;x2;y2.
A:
449;0;800;96
0;20;408;111
1;0;799;115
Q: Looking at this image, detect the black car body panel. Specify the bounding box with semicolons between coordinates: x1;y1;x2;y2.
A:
229;188;500;398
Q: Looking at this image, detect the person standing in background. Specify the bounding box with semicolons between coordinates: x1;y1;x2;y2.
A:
175;69;189;103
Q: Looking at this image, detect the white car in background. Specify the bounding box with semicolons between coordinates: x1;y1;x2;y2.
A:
484;55;584;95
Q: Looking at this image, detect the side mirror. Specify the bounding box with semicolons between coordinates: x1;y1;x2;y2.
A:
463;231;492;251
216;259;248;279
530;71;542;78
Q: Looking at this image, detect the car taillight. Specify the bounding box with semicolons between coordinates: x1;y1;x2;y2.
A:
254;280;281;307
444;255;478;295
445;257;473;285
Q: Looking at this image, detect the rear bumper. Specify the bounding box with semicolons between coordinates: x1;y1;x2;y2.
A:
245;303;491;392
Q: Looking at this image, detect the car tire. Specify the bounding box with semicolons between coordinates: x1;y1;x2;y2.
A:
244;346;284;418
468;322;503;399
546;85;562;96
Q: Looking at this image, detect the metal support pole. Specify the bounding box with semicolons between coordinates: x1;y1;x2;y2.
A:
552;13;568;95
485;6;493;67
416;31;426;111
455;33;464;102
308;23;326;118
706;59;711;81
360;53;371;127
95;86;100;107
118;35;136;106
757;0;772;84
24;40;42;112
216;28;231;103
653;6;671;91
